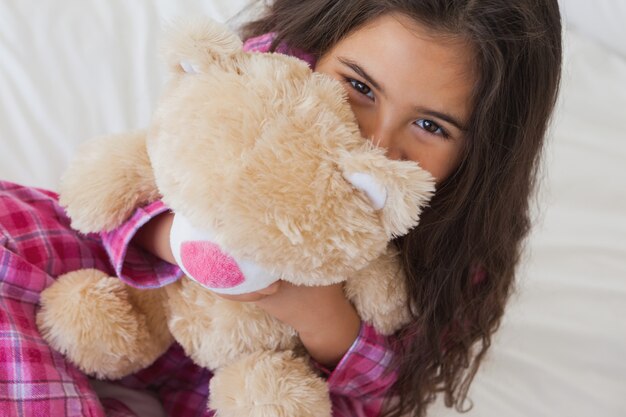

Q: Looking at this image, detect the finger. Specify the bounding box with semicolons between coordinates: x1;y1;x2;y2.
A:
214;281;281;302
216;292;267;302
256;280;281;295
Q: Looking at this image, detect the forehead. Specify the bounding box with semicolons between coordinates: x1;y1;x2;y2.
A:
327;14;476;119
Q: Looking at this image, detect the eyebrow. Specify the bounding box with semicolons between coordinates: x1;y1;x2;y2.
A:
339;57;467;132
338;57;385;94
417;108;468;132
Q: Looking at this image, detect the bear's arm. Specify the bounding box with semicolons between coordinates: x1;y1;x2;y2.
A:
60;130;160;233
344;245;412;336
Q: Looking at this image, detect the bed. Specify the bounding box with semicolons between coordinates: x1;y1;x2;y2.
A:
1;1;624;416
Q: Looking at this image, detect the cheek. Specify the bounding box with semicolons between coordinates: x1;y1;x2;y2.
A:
409;141;463;183
349;103;376;138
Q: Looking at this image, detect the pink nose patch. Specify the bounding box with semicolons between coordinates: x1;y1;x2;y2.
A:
180;241;245;288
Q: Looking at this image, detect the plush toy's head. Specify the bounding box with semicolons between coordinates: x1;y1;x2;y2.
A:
149;20;435;293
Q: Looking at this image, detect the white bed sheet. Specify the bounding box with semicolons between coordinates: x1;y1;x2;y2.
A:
1;1;625;416
0;0;249;190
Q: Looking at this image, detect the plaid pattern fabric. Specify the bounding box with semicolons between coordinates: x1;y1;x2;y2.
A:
328;325;395;416
99;399;142;417
0;182;214;417
0;181;110;417
243;32;317;68
117;344;213;417
101;202;182;289
329;324;397;399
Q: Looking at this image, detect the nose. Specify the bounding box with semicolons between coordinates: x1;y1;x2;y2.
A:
365;121;403;161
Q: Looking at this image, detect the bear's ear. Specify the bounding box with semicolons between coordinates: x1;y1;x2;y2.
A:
339;145;436;238
343;172;388;210
161;18;243;75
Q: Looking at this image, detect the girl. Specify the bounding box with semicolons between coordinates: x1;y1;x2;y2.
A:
0;0;562;416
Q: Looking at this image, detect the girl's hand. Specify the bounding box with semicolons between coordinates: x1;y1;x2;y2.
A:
218;281;361;368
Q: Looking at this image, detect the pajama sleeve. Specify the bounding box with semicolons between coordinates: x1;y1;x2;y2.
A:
100;201;182;289
321;323;398;416
326;323;397;397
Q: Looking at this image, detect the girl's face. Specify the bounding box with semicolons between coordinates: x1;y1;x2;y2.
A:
315;14;476;182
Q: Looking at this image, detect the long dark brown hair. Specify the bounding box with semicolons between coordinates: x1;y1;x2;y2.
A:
241;1;562;416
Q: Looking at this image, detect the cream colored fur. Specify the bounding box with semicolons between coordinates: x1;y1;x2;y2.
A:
37;269;172;379
59;130;160;232
37;19;435;416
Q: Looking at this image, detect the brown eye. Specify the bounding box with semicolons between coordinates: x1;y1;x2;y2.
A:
347;78;374;99
415;119;447;137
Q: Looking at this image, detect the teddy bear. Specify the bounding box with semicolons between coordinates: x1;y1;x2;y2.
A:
36;19;435;417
